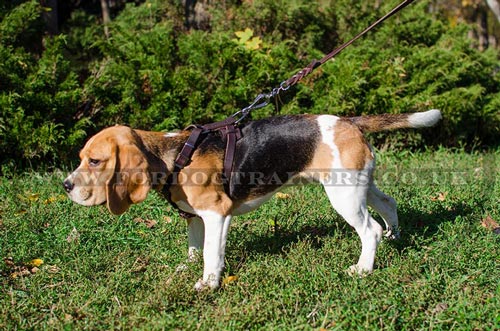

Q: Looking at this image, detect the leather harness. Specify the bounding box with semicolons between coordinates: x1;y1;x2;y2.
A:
163;117;241;219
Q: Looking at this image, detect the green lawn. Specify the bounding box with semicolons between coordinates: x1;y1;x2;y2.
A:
1;149;499;330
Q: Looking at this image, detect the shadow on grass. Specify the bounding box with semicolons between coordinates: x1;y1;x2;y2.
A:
389;200;475;251
231;199;473;266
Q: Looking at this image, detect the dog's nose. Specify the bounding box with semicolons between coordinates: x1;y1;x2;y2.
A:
63;179;74;193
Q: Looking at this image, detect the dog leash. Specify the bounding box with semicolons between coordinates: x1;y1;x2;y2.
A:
167;0;416;218
231;0;417;122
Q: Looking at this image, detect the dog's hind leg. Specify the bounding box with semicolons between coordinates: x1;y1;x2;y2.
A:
176;216;205;272
323;182;383;275
187;216;205;261
367;184;400;240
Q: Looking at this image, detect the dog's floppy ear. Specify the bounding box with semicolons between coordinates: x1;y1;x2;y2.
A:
106;144;151;215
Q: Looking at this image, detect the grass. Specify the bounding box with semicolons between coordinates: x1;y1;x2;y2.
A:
1;148;499;330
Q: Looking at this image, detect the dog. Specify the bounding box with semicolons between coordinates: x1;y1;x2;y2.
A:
63;109;441;290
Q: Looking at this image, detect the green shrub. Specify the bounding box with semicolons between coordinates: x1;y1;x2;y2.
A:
290;2;500;147
0;0;499;171
0;1;85;170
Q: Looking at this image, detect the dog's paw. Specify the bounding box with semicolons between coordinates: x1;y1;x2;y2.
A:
176;253;202;273
194;279;207;291
346;264;372;277
175;263;189;273
194;278;220;291
175;260;197;273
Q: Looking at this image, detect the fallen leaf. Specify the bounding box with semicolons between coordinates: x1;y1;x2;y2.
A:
222;275;239;286
43;194;66;205
134;218;157;228
234;28;262;50
4;257;15;267
245;36;262;50
275;192;291;199
27;193;40;202
27;258;44;267
15;209;27;216
430;192;448;202
4;258;44;279
481;215;500;235
432;302;449;314
234;28;253;44
18;192;40;202
10;269;31;279
43;196;57;204
47;265;61;274
66;227;80;243
163;216;173;223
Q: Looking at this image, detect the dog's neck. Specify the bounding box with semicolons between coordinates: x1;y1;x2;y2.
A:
133;129;190;175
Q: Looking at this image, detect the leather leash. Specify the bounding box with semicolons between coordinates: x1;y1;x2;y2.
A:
166;0;416;219
231;0;416;123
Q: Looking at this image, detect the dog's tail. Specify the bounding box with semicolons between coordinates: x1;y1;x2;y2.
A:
349;109;442;133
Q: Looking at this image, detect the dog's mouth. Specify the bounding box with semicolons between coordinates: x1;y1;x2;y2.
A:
65;187;109;207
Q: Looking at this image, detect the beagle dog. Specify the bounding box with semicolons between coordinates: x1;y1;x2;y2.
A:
63;109;441;290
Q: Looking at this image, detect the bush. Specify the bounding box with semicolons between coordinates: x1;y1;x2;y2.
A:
295;2;500;148
0;0;499;171
0;1;85;170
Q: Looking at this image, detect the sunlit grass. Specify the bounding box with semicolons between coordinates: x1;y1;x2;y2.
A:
1;149;499;330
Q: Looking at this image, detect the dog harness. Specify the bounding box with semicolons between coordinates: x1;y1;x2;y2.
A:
163;116;242;219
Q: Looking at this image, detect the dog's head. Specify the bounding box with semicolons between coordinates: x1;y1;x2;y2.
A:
63;126;151;215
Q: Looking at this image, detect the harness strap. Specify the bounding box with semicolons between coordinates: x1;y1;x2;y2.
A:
223;127;239;181
166;118;242;219
174;126;204;169
202;116;238;131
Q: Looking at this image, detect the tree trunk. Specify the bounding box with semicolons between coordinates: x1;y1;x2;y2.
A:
477;6;489;50
485;0;500;22
100;0;111;38
183;0;210;30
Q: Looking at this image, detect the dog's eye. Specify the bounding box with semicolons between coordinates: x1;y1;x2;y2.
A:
89;158;101;167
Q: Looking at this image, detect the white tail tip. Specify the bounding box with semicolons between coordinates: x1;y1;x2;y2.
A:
408;109;442;128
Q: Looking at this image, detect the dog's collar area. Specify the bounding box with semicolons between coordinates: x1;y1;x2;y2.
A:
162;171;197;220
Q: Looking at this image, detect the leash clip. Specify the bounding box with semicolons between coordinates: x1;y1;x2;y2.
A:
232;92;272;123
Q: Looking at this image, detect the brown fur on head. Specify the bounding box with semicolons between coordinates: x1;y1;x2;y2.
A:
63;126;151;215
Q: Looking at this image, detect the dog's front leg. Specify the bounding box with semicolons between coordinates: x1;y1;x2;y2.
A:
194;211;232;290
